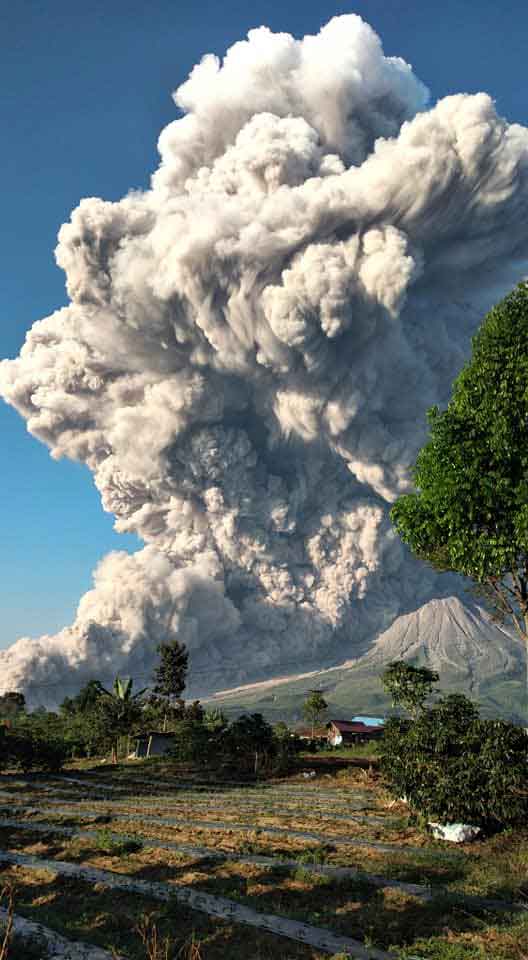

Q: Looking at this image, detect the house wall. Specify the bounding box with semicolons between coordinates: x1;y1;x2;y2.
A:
135;738;149;758
328;730;343;746
149;735;174;757
134;735;174;758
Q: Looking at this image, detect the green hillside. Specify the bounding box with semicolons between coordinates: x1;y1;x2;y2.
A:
205;597;527;725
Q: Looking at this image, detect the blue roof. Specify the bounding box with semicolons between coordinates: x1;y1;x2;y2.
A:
351;715;385;727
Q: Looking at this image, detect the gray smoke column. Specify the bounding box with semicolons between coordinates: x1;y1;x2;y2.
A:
2;14;528;706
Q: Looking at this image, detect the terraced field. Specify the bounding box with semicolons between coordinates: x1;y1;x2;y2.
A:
0;763;527;959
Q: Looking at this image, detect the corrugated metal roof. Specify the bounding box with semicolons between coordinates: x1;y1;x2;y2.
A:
327;720;381;734
351;715;385;726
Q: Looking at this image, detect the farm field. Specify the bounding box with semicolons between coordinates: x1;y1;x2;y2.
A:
1;761;527;959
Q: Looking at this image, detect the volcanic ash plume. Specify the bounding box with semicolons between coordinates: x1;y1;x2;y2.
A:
2;14;528;706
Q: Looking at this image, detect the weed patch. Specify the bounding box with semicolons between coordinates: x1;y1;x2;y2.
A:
95;828;144;856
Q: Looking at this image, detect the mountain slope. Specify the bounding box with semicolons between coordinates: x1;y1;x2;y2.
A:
206;597;527;724
354;596;523;689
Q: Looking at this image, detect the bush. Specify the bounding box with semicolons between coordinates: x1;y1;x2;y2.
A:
224;713;274;773
380;693;528;829
95;828;143;855
1;725;67;772
166;719;215;765
268;728;302;774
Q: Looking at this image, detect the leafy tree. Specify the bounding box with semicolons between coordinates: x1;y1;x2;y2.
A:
271;722;300;774
391;283;528;703
382;661;439;719
273;721;291;742
4;711;67;772
60;680;103;717
168;717;212;765
97;676;147;763
151;638;189;730
139;694;185;732
185;699;204;724
62;710;108;759
226;713;274;774
0;692;26;722
58;681;111;758
302;690;328;738
165;705;224;767
380;692;528;828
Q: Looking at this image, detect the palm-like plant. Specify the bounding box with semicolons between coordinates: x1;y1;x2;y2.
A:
97;676;147;763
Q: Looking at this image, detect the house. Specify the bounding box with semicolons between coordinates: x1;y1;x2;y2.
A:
294;725;328;742
326;719;384;747
132;731;176;758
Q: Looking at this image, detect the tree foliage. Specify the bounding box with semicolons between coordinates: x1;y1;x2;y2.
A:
0;691;26;721
381;693;528;828
391;283;528;648
382;661;439;719
97;676;147;762
152;639;189;703
60;680;103;717
167;717;212;764
0;715;67;772
203;708;228;733
302;690;328;737
226;712;274;772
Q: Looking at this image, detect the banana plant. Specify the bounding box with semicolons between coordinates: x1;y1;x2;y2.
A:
97;676;147;763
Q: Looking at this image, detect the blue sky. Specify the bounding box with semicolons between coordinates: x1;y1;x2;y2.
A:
2;0;528;651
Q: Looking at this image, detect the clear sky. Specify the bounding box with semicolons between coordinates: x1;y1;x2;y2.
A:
2;0;528;651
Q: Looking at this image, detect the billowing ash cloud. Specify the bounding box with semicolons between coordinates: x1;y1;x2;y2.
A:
2;14;528;706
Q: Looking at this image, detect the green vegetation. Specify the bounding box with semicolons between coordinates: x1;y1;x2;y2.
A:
391;282;528;689
0;718;67;773
5;289;528;957
96;676;148;764
2;759;528;958
0;681;302;777
0;693;26;722
302;690;328;737
380;663;528;829
302;741;381;760
151;635;189;730
382;662;439;719
95;828;144;856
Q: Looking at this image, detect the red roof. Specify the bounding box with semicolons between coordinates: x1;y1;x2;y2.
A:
327;720;380;734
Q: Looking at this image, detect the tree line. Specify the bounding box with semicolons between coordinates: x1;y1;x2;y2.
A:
0;636;304;775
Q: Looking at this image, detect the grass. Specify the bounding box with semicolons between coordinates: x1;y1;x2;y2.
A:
301;743;381;760
0;882;48;960
1;762;528;958
95;828;144;856
0;868;329;959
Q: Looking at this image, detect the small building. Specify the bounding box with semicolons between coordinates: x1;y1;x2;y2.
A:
133;731;175;759
294;725;328;742
326;720;384;747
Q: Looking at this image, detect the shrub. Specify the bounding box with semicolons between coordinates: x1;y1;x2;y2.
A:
95;828;143;855
2;726;67;772
223;713;275;774
166;719;215;765
296;845;331;865
380;693;528;829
